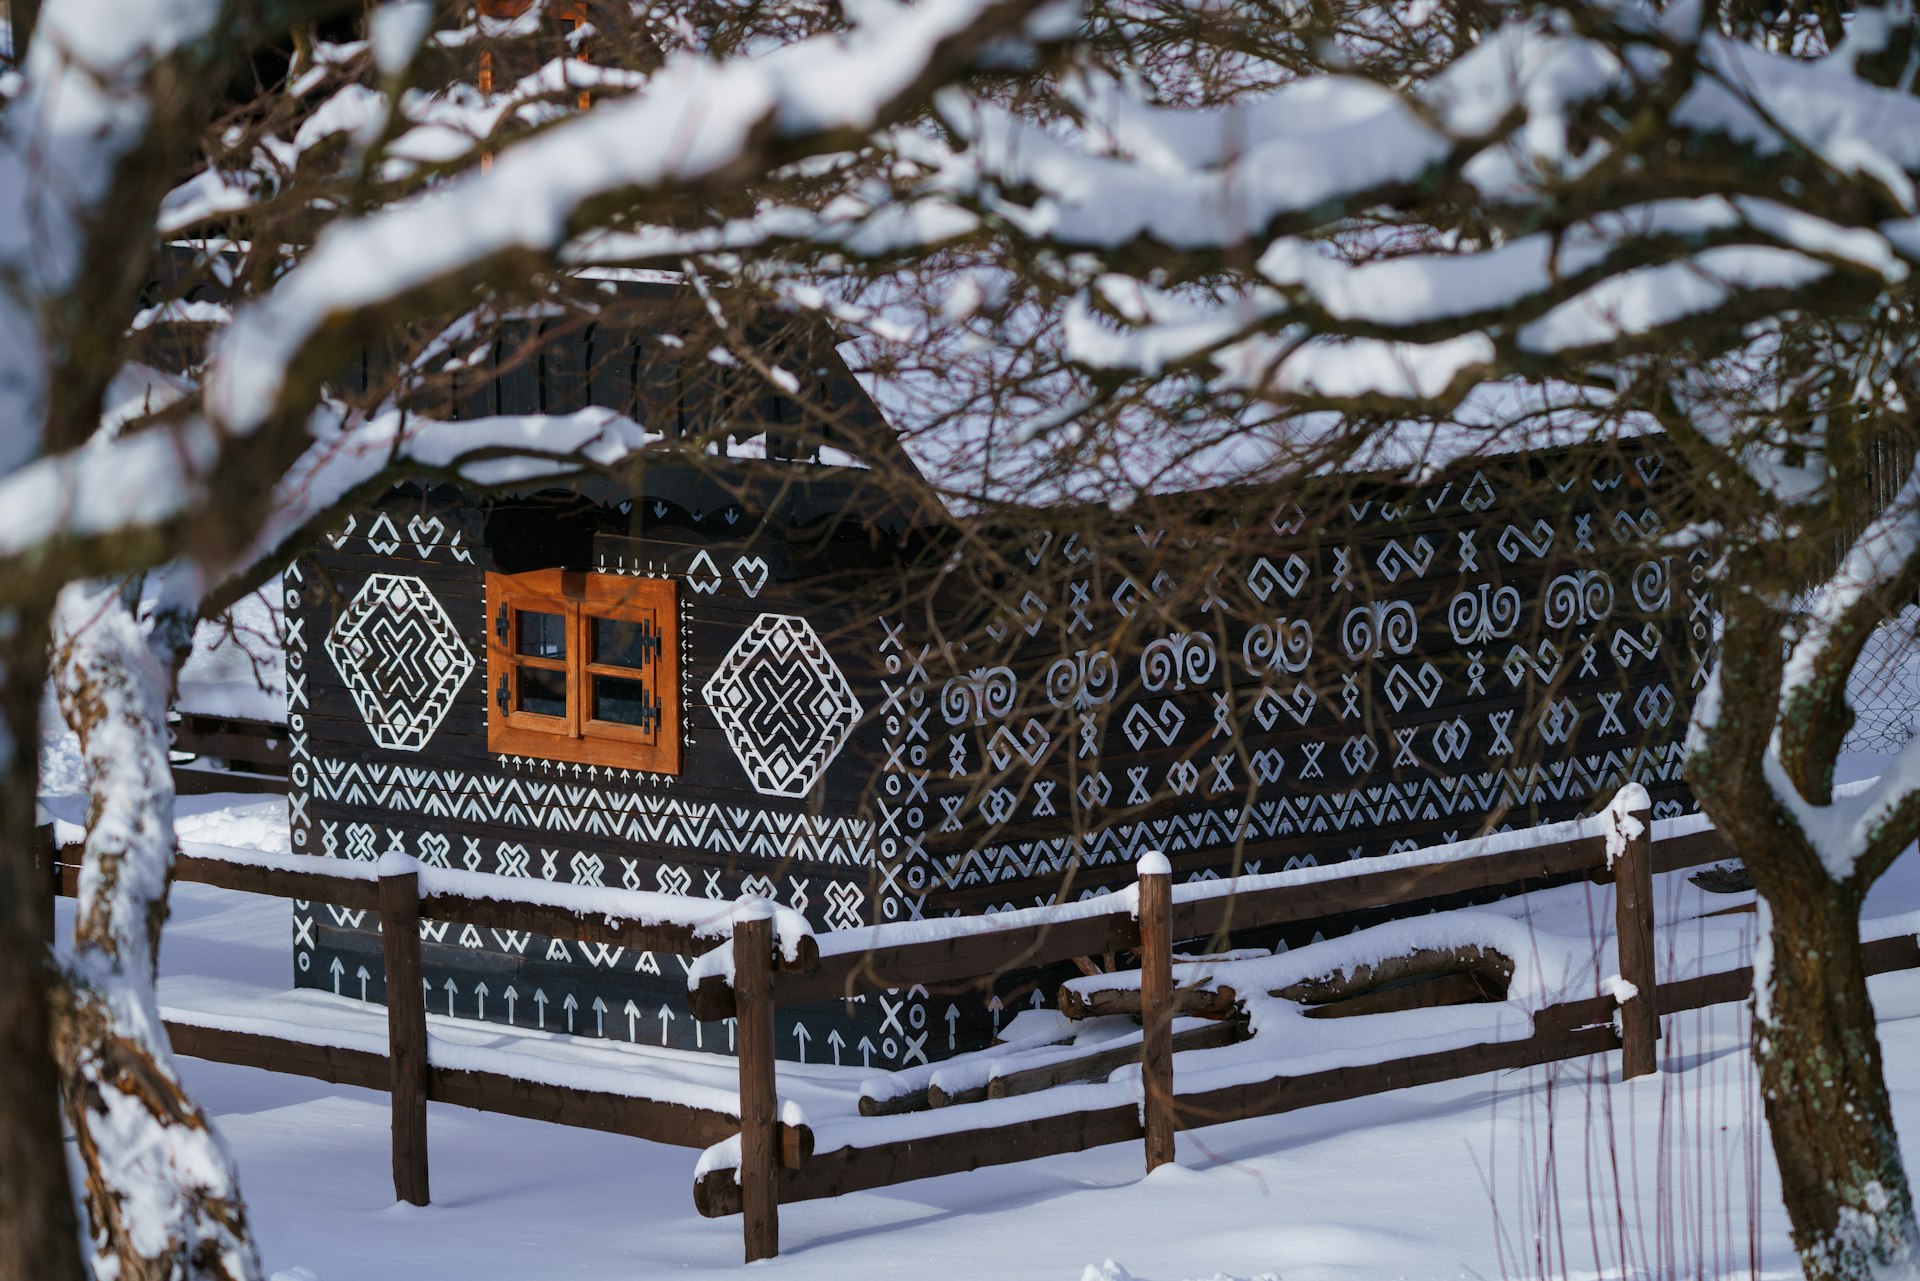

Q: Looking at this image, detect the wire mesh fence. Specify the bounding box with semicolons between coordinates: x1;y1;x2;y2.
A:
1844;607;1920;755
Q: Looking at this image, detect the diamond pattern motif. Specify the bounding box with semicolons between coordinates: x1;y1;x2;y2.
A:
704;613;862;798
324;573;474;751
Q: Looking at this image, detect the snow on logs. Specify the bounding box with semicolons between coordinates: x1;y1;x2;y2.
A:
1057;942;1518;1023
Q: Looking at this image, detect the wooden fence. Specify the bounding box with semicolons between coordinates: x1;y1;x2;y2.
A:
677;798;1916;1260
45;840;819;1215
48;793;1920;1263
170;712;289;796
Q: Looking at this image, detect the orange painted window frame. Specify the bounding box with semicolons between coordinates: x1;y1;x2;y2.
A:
485;568;680;773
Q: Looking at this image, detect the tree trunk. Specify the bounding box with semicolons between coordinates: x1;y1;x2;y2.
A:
52;585;260;1281
0;609;86;1281
1755;875;1918;1279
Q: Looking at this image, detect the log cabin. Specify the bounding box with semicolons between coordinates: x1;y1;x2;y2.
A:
283;282;1707;1069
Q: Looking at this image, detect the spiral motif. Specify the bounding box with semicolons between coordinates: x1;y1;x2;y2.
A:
1142;632;1217;692
1342;601;1417;659
1446;584;1522;644
941;665;1017;726
1045;649;1117;709
1543;570;1614;629
1243;619;1313;674
1631;558;1670;612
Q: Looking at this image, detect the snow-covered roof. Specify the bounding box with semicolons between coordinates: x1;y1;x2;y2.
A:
882;376;1655;513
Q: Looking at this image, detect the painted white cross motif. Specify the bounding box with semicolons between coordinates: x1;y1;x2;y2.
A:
704;613;864;799
323;573;474;752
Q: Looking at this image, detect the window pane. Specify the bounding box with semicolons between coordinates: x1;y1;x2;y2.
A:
593;675;660;732
516;610;566;659
593;615;661;670
516;666;567;718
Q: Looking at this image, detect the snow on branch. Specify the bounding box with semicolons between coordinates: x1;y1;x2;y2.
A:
1765;458;1920;881
0;386;660;607
0;0;227;473
206;0;1071;441
876;9;1920;419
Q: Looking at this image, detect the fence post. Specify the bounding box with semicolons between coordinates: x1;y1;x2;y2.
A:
1137;851;1176;1171
733;905;779;1262
1611;791;1658;1081
379;857;431;1206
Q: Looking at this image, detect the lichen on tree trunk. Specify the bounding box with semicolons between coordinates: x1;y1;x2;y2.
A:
1753;876;1917;1279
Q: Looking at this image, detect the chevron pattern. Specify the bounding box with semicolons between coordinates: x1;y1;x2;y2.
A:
311;756;875;863
942;742;1688;893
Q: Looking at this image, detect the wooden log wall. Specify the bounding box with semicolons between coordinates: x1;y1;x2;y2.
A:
288;483;918;1066
900;441;1704;934
289;438;1708;1073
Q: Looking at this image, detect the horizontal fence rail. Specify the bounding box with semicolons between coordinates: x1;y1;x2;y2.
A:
169;712;292;796
49;791;1918;1264
45;837;815;1224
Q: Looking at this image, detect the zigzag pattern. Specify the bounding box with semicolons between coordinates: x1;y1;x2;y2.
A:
312;757;874;864
934;744;1685;891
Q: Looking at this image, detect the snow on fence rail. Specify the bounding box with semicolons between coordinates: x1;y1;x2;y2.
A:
43;836;821;1212
45;791;1915;1265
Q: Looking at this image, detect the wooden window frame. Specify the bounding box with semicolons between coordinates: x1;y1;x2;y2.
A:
485;568;680;773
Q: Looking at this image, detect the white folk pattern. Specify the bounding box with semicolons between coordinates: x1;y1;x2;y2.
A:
704;613;864;798
322;572;474;752
310;756;875;862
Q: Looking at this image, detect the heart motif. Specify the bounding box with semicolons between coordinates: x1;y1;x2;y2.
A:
407;514;445;558
732;555;770;598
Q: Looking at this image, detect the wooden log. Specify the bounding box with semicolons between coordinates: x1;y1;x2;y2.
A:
977;1020;1247;1103
1277;945;1514;1007
1302;970;1505;1019
164;1022;388;1091
699;1017;1626;1217
380;865;431;1207
709;827;1720;1020
168;723;290;768
1650;828;1739;876
1058;982;1241;1022
1165;834;1607;945
415;890;808;965
1174;1021;1625;1130
733;910;780;1262
424;1065;743;1149
1136;853;1176;1172
172;765;290;797
733;910;1135;1016
865;1023;1082;1115
1611;794;1658;1081
164;1021;761;1152
140;841;825;979
693;1102;1145;1217
173;850;380;911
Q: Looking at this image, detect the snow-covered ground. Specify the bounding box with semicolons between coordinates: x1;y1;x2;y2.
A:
45;772;1920;1280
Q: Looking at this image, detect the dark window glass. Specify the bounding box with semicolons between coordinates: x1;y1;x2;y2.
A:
516;666;567;718
593;615;661;670
592;675;659;731
516;610;566;659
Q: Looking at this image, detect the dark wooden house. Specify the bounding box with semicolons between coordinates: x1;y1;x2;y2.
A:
288;303;1706;1068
